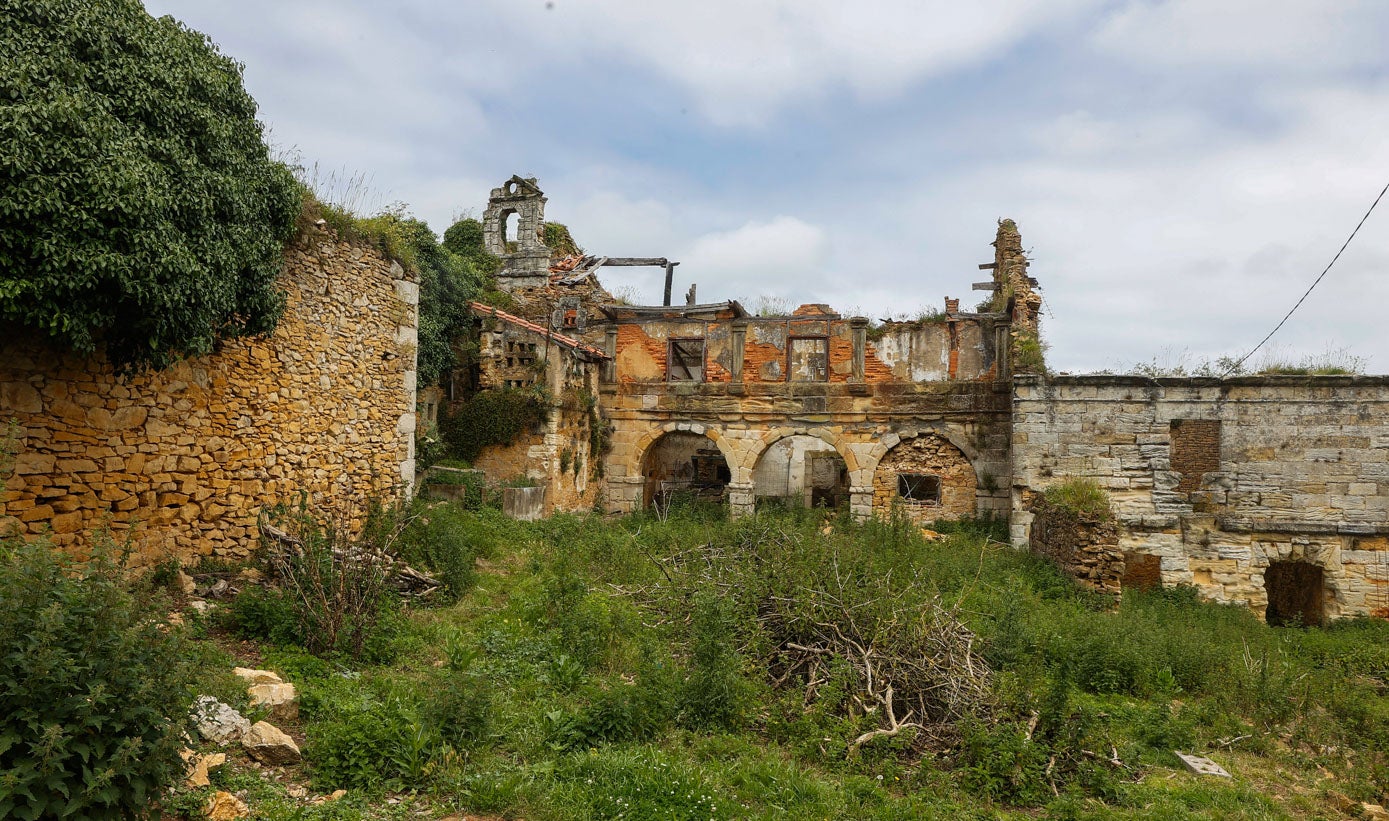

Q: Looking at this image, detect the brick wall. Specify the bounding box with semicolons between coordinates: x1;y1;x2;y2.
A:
0;224;418;567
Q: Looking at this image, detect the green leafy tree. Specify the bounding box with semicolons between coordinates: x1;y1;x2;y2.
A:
442;217;502;277
0;0;300;371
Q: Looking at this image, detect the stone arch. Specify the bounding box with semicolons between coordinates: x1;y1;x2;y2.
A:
746;427;853;478
632;423;737;507
751;433;850;509
868;430;977;522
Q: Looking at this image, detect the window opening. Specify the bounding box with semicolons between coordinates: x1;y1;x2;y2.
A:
667;338;705;382
789;337;829;382
897;473;941;503
502;210;519;251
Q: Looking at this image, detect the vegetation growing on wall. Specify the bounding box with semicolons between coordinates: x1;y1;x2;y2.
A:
543;222;583;260
1011;328;1048;374
440;388;547;462
0;0;301;372
442;217;502;277
1042;478;1113;521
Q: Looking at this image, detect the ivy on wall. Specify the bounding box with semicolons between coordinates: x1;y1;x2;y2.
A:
0;0;301;372
440;388;547;463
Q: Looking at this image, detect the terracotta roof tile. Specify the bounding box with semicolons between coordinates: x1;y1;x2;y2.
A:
468;302;609;360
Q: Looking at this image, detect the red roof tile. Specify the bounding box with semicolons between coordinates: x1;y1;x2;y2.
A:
468;302;609;359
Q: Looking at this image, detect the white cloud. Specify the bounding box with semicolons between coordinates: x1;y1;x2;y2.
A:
681;216;832;300
1092;0;1386;74
483;0;1106;127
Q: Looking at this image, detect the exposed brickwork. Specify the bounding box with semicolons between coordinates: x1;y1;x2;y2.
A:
1170;419;1221;494
1;225;418;567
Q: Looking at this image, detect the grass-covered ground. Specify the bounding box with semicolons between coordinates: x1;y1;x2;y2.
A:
177;503;1389;819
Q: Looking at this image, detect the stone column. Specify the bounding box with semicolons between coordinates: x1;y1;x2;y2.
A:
849;317;868;384
849;486;873;521
604;327;618;383
391;261;420;494
729;320;747;389
727;481;755;517
609;475;645;513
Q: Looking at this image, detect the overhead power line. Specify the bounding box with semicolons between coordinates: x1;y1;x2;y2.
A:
1223;177;1389;376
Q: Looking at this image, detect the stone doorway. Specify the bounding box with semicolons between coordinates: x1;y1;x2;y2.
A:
1264;560;1324;626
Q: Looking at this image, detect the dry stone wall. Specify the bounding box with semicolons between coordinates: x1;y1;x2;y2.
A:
0;224;418;567
1028;496;1123;596
1012;374;1389;620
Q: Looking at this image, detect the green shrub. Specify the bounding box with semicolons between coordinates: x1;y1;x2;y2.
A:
397;503;479;602
680;592;755;731
0;538;196;818
440;388;547;463
223;584;302;645
1043;479;1112;520
259;498;406;661
1;0;300;372
308;693;439;791
547;671;676;750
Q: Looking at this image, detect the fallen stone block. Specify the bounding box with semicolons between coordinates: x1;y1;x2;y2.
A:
191;696;251;745
233;667;283;685
183;750;227;788
248;681;298;721
1174;751;1231;778
242;720;301;765
205;790;248;820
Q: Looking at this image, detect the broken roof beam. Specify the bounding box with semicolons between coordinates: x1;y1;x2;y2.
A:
601;257;676;267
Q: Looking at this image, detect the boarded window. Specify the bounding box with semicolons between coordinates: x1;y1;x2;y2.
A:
897;473;941;503
667;338;705;382
1170;419;1221;494
789;337;829;382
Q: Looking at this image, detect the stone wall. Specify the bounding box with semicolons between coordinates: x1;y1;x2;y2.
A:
1028;495;1123;596
1012;374;1389;619
0;224;418;567
466;305;605;513
870;433;978;524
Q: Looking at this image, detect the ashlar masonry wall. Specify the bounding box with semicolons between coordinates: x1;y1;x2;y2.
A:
1012;374;1389;620
0;223;418;567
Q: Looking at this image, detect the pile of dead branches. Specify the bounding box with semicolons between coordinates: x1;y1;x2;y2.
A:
760;565;993;756
256;499;442;658
259;517;442;599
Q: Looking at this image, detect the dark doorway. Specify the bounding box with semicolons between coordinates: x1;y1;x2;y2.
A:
1265;561;1324;626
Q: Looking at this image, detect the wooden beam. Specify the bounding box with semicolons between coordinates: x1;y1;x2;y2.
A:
972;281;998;291
977;262;997;270
602;257;675;267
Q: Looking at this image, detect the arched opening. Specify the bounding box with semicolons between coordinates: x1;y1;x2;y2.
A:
752;435;847;510
641;431;730;508
872;433;976;523
502;210;519;251
1265;561;1325;626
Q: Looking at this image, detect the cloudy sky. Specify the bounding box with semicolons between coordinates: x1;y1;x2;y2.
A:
144;0;1389;373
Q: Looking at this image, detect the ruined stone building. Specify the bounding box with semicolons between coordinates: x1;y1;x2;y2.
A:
448;175;1389;623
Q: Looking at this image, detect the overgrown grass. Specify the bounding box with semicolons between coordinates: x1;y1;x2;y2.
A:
180;507;1389;818
1043;478;1113;520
